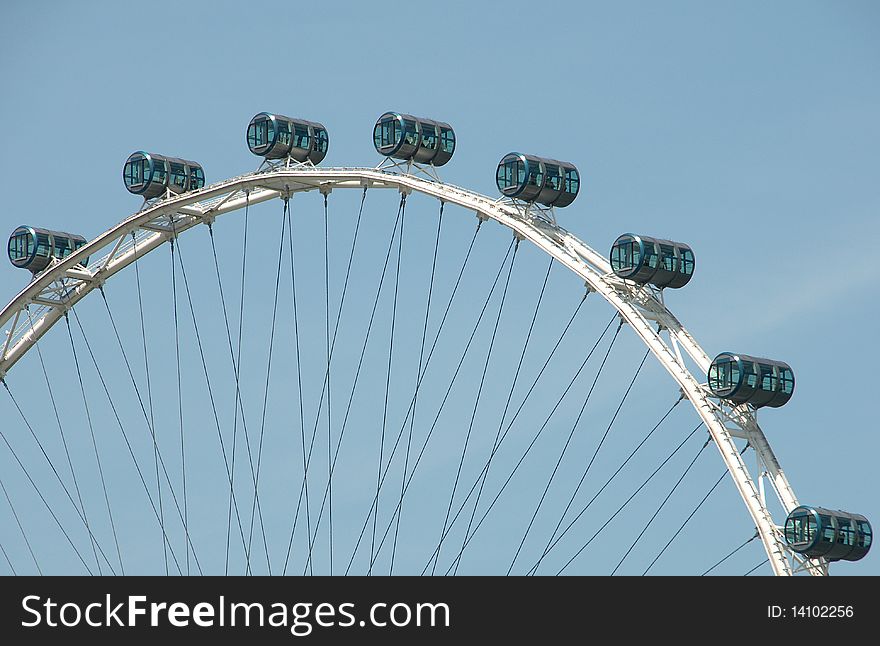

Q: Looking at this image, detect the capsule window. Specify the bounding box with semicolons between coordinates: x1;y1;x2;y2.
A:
169;161;187;191
544;163;563;193
659;243;676;273
314;128;328;154
679;247;695;277
497;156;525;192
564;167;579;195
123;154;151;190
779;367;794;394
8;231;33;261
189;165;205;190
785;512;817;547
248;117;271;150
374;117;401;151
858;521;872;549
758;363;777;393
440;126;455;154
293;122;310;150
610;237;639;274
402;118;419;148
421;124;438;153
35;233;51;259
708;358;738;394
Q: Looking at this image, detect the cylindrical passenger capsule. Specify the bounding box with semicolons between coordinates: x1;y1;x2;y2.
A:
610;234;695;289
123;151;204;199
495;153;579;207
707;352;794;408
372;112;455;166
246;112;329;164
784;506;872;561
8;225;89;274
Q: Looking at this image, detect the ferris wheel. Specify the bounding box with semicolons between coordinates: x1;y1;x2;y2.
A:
0;110;871;576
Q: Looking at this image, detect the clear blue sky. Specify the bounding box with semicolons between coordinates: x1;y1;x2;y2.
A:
0;0;877;576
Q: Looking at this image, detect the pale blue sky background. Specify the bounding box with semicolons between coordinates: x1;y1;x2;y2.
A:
0;0;877;576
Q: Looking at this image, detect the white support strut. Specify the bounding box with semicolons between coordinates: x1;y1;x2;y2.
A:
0;165;823;576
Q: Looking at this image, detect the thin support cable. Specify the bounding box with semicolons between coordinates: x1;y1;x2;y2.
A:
170;239;189;575
246;200;289;575
701;532;759;576
611;436;712;575
0;474;40;574
390;200;444;574
531;342;647;574
643;445;747;575
0;397;92;574
324;193;333;576
507;321;626;575
2;373;115;574
68;310;187;575
283;188;367;576
370;193;407;574
433;237;520;575
307;193;405;575
26;308;99;573
132;231;163;575
0;537;15;575
372;292;592;573
345;234;510;575
435;313;619;576
227;190;250;574
744;558;769;576
551;424;705;576
63;315;125;574
280;201;311;575
174;237;257;575
458;258;553;574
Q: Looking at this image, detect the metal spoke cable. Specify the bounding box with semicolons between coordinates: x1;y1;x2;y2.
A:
26;308;99;573
63;314;125;574
2;373;115;574
432;238;520;576
280;201;312;575
390;201;444;574
370;194;407;575
531;343;648;574
69;310;185;575
0;474;40;574
100;275;205;575
506;320;625;575
375;295;596;573
551;423;705;575
643;445;747;575
245;203;289;575
170;240;190;575
435;313;619;576
206;204;254;575
227;191;250;574
701;532;758;576
343;213;483;574
0;537;15;575
744;559;768;576
345;235;511;575
323;193;334;576
306;194;406;576
132;232;163;575
0;405;92;574
281;189;367;576
457;258;553;576
174;238;259;576
611;435;712;575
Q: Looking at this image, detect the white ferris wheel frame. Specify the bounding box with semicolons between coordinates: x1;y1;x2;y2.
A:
0;160;826;576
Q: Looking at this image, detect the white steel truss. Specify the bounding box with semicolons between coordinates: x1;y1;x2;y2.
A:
0;164;826;576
